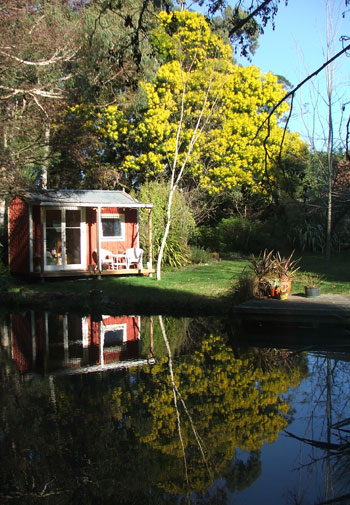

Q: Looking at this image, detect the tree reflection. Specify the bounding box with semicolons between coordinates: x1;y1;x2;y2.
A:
136;327;307;499
0;316;307;505
284;354;350;505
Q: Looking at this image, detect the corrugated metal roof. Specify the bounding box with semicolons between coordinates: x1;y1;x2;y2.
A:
23;189;153;208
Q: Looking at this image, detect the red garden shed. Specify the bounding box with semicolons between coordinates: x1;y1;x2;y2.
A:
8;189;153;278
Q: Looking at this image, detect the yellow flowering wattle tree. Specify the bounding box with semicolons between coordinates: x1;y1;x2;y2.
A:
119;10;306;278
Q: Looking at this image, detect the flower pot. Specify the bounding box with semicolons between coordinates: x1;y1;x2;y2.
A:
279;279;292;295
305;286;321;298
269;286;280;298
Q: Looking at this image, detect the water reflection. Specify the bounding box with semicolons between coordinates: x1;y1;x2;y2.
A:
0;311;349;504
3;312;152;375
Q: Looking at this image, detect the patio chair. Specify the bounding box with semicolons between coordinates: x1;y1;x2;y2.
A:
93;249;115;270
125;248;143;269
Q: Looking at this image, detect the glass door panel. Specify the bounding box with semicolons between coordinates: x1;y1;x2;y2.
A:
66;228;81;264
66;210;81;265
44;208;84;270
45;209;63;266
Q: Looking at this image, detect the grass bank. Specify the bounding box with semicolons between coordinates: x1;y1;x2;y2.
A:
2;252;350;315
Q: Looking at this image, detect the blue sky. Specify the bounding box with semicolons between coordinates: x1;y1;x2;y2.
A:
235;0;349;150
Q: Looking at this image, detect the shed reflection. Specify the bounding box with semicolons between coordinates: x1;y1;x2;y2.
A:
5;312;154;375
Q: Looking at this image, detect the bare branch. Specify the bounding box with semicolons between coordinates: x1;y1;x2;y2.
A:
0;85;64;100
256;42;350;139
0;47;79;66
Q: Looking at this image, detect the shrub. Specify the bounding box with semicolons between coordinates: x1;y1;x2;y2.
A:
133;181;196;268
189;246;213;264
196;216;287;255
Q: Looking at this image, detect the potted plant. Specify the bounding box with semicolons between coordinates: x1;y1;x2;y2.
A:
274;250;301;296
249;249;275;297
299;272;323;298
249;249;301;299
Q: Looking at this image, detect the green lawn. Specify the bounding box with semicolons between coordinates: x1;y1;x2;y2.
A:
3;252;350;315
293;252;350;295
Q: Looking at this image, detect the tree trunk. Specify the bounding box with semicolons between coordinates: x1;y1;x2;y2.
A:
156;184;175;280
325;3;334;262
41;123;50;189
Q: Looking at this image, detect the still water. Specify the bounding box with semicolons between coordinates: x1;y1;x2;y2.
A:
1;310;350;505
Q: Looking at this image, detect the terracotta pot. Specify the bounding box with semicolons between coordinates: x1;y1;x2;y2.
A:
305;286;321;298
279;279;292;295
269;286;280;298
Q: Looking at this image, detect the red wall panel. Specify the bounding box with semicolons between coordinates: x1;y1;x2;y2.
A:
9;198;30;275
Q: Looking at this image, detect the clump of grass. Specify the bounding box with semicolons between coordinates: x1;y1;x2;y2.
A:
230;269;257;304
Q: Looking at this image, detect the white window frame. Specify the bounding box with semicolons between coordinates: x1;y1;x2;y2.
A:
43;207;86;271
100;323;127;365
100;213;125;241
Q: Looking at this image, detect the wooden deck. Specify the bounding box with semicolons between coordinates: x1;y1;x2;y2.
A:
232;294;350;349
32;267;155;278
233;294;350;323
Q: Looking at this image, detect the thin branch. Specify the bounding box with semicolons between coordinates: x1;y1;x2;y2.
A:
0;85;64;100
256;42;350;140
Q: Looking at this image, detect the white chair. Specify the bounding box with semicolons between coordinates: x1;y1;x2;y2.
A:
125;248;143;269
94;249;114;270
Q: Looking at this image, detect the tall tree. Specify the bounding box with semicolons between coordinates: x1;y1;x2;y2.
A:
0;0;82;196
48;0;162;188
296;0;348;259
119;10;306;278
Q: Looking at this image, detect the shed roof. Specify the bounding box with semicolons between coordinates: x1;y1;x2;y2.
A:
23;189;153;208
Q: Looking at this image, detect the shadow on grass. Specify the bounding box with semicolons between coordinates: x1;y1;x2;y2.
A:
3;276;234;317
300;252;350;283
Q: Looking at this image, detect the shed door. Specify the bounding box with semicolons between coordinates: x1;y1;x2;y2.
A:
44;208;86;270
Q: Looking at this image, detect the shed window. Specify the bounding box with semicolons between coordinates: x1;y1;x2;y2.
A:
101;213;124;240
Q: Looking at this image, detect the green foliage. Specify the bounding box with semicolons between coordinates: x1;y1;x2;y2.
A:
0;242;9;290
134;180;195;268
189;245;213;264
288;220;325;253
140;316;192;358
297;272;324;288
196;216;287;254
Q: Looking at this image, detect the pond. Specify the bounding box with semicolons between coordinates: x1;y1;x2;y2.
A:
1;310;350;505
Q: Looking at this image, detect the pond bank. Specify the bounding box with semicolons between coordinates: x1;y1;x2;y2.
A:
2;286;350;322
0;288;232;317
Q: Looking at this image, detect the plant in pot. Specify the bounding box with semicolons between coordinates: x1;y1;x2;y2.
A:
274;250;301;297
299;272;324;298
249;249;301;299
249;249;276;297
